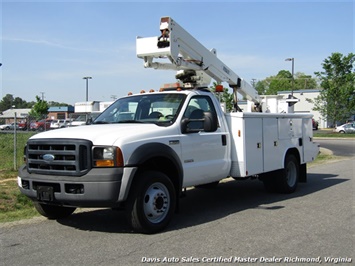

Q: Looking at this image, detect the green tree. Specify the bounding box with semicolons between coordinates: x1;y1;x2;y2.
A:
257;71;318;95
314;52;355;126
294;73;318;90
28;96;49;120
13;97;32;108
0;94;36;111
255;79;270;95
210;82;234;112
47;101;70;107
0;94;15;111
267;70;292;95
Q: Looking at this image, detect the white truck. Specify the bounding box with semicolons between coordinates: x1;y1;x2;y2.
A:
18;17;319;234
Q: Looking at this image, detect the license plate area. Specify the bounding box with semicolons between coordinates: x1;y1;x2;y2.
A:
37;186;54;202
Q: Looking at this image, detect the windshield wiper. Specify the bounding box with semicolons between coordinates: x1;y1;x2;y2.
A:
116;120;144;123
93;121;110;124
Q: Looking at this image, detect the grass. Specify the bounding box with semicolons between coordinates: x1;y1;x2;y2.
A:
0;132;39;223
0;130;351;223
0;177;39;222
314;131;355;138
0;132;36;170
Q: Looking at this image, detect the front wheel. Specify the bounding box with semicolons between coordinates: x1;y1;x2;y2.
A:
34;202;76;219
126;171;176;234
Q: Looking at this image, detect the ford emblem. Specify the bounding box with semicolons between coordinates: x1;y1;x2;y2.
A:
42;154;55;162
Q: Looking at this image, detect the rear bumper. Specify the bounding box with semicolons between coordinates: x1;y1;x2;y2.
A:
18;165;129;208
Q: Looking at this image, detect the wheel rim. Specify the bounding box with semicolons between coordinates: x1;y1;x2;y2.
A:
143;182;170;224
286;161;297;187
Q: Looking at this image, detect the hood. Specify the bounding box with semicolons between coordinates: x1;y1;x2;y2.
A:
30;123;170;146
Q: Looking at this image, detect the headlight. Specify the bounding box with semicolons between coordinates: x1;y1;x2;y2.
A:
93;146;123;167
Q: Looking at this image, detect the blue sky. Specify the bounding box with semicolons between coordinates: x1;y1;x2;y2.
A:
1;0;353;105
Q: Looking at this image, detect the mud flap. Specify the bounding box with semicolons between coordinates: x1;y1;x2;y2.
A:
299;163;307;183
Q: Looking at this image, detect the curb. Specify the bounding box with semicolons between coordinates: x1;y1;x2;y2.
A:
319;147;333;155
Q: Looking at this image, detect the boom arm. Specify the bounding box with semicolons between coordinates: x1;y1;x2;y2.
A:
136;16;261;105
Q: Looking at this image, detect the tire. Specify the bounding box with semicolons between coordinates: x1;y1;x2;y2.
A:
126;171;176;234
263;154;299;194
278;154;299;193
34;202;76;219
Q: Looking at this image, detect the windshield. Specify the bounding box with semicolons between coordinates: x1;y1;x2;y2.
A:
94;93;186;126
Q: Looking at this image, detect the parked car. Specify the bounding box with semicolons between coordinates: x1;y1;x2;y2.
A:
0;122;20;130
30;119;52;131
18;121;28;130
50;119;70;129
0;123;12;130
334;123;355;134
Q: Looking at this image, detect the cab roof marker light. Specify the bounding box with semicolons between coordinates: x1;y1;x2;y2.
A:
215;85;224;92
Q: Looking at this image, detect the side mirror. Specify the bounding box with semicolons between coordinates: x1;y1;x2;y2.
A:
203;112;218;132
181;112;218;134
86;117;93;125
181;118;189;134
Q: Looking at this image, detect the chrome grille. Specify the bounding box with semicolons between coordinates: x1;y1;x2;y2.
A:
26;139;92;176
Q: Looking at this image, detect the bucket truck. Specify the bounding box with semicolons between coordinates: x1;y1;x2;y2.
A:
18;17;319;234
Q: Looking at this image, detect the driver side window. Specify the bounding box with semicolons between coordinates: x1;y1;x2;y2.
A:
183;96;218;132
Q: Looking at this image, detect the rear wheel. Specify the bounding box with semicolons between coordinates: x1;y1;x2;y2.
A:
278;154;299;193
34;202;76;219
263;154;299;194
126;171;176;234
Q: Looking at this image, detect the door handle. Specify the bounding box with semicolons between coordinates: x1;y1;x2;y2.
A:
221;135;227;146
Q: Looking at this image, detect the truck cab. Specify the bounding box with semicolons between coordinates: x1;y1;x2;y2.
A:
18;88;233;233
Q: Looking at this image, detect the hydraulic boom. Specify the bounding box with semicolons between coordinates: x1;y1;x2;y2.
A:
136;16;261;110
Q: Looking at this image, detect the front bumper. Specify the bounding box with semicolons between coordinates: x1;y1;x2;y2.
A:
18;165;127;208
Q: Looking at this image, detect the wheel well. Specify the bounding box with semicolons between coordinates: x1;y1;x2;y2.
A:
135;156;181;197
285;148;300;165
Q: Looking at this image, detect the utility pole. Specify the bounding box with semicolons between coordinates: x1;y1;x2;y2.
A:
83;77;92;101
251;78;257;88
14;111;17;170
285;58;295;96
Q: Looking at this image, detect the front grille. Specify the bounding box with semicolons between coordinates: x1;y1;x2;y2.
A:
26;139;92;176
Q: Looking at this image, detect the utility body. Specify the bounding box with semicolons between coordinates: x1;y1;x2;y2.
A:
18;17;319;233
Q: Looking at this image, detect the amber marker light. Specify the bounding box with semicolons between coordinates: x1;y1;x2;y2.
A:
93;147;124;168
215;85;224;92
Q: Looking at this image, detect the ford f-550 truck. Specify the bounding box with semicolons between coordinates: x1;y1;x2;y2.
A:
18;17;319;233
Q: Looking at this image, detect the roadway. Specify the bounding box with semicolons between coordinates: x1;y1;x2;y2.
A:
1;140;354;265
316;138;355;156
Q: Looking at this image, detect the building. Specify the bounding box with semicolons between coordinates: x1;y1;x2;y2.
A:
0;108;31;124
277;89;328;128
237;89;328;128
47;106;74;120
